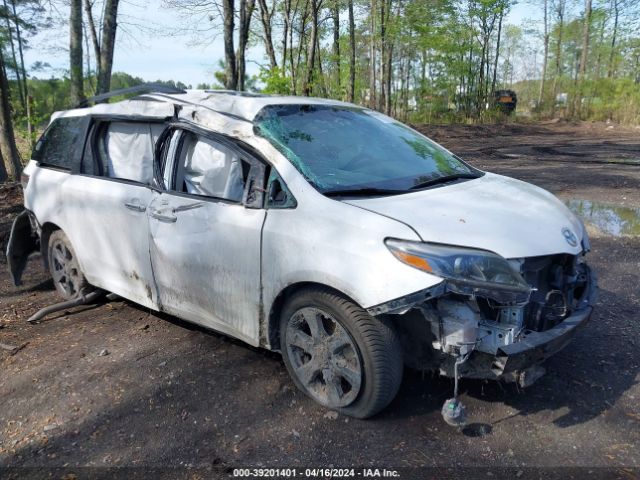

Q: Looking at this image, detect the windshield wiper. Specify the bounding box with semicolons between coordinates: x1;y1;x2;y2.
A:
323;187;408;197
409;172;481;190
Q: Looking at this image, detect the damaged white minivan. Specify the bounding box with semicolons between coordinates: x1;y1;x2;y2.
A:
8;88;596;420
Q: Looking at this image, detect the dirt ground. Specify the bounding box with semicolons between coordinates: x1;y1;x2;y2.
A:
1;122;639;478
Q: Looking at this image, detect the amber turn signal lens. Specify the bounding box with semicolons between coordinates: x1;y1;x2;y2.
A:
393;251;433;272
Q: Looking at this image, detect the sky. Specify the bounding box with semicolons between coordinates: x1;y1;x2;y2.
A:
24;0;542;87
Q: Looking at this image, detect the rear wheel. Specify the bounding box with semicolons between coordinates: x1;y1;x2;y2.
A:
47;230;88;300
280;288;403;418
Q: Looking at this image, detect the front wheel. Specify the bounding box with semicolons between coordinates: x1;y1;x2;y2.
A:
280;288;403;418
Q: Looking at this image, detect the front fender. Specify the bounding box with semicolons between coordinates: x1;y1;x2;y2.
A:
261;200;442;318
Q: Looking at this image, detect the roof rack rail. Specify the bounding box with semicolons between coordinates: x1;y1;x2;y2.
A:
77;84;187;108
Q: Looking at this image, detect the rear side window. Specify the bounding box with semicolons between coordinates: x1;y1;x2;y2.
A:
95;122;165;184
33;116;89;170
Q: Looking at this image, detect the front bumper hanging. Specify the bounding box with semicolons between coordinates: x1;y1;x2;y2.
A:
493;305;592;374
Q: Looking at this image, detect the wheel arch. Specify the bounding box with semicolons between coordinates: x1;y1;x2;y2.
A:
39;221;62;270
266;281;361;352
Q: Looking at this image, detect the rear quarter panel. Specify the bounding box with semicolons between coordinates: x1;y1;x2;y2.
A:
23;160;70;237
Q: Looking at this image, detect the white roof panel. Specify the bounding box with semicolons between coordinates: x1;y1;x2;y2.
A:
50;91;360;129
145;90;357;121
50;99;176;122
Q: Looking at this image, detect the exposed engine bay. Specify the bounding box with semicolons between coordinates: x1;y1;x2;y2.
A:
382;252;596;386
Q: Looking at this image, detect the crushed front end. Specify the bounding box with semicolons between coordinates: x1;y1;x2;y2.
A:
372;241;597;387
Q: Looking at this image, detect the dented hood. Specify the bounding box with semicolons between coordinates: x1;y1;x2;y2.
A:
344;172;584;259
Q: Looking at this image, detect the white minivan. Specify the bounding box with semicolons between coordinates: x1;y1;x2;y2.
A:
7;89;596;419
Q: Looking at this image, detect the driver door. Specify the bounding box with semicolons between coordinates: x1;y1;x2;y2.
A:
148;127;267;345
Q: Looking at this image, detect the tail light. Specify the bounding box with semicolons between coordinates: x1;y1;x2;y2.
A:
20;171;30;189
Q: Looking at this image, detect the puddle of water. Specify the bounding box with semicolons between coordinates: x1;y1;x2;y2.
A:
566;200;640;237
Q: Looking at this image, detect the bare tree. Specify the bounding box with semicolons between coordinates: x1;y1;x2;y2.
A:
96;0;121;94
332;0;340;93
368;0;377;108
0;48;21;180
294;0;310;93
472;0;499;117
282;0;301;91
347;0;355;102
257;0;277;70
551;0;566;114
607;0;620;77
222;0;238;89
578;0;592;78
2;0;33;141
281;0;292;71
574;0;592;117
84;0;101;69
70;0;85;104
537;0;549;107
84;0;119;93
303;0;322;95
237;0;256;91
2;0;23;107
0;149;7;182
9;0;27;108
491;4;505;99
379;0;390;112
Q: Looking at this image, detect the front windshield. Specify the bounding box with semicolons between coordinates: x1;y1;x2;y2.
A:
254;104;479;193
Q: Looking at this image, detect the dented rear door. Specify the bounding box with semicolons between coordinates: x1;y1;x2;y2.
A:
62;175;159;308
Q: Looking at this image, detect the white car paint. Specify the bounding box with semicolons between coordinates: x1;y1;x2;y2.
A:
148;191;266;345
344;172;584;259
23;161;158;309
260;189;439;328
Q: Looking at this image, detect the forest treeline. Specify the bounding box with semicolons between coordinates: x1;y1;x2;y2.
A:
1;0;639;180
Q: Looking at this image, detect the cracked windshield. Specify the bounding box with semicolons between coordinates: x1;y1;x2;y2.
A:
256;105;478;193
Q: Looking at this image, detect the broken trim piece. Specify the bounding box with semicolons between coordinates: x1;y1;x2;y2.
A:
493;306;593;374
366;274;531;317
367;283;446;315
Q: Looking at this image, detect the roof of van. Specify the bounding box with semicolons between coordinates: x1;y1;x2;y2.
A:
51;90;357;124
143;90;356;121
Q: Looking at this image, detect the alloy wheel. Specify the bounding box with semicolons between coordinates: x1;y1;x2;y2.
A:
285;307;362;408
50;239;83;298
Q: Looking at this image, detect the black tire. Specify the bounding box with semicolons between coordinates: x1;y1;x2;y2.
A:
47;230;89;300
280;287;403;419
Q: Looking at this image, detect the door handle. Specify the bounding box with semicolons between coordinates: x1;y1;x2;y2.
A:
124;201;146;212
149;209;177;223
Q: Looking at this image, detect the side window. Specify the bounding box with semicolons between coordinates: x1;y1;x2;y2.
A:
174;133;249;203
33;116;89;170
95;121;165;184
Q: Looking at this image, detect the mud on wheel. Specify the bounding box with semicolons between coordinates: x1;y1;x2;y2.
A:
280;287;403;419
47;230;88;300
